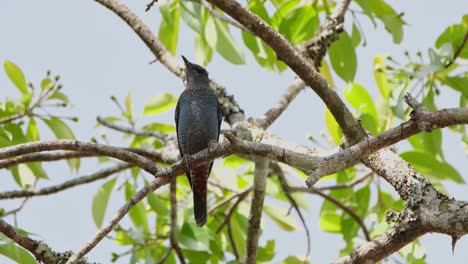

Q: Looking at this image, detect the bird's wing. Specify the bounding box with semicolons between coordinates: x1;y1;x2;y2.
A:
175;97;193;188
217;100;222;140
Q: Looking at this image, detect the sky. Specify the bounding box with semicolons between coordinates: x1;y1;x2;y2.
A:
1;0;467;263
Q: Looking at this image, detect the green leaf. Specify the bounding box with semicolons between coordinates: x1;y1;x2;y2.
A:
42;117;79;171
20;93;33;108
355;185;370;217
205;17;245;64
242;31;276;72
369;0;405;44
124;91;133;123
92;177;117;227
344;83;378;134
422;129;443;158
324;108;342;145
435;24;468;59
401;151;464;183
373;55;390;98
179;223;211;251
246;0;271;23
351;23;362;47
43;117;75;140
49;92;70;104
463;14;468;29
320;212;341;232
26;118;39;141
257;240;275;262
263;204;298;231
41;78;53;91
143;93;178;115
271;0;300;28
159;0;180;55
115;230;135;245
180;1;203;34
11;164;35;189
195;34;213;66
26;162;48;179
147;192;169;216
125;182;150;233
442;77;468;98
329;31;357;82
230;213;247;257
4;60;28;94
0;244;36;264
143;122;176;133
223;155;250;168
282;256;307;264
278;5;319;44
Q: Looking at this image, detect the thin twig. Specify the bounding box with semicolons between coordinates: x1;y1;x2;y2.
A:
169;180;186;264
97;116;167;140
227;220;239;261
290;186;372;241
208;185;252;215
445;31;468;68
145;0;158;12
187;0;248;31
316;171;373;191
215;190;251;234
272;163;311;261
0;163;130;200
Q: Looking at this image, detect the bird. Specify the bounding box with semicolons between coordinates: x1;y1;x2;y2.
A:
175;56;222;227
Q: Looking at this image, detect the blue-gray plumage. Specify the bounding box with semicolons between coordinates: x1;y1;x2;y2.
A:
175;56;222;227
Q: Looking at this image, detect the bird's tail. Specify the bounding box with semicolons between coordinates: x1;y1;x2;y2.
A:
191;165;209;227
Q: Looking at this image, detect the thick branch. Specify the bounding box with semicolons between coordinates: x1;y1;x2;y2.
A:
335;220;427;264
306;99;468;188
205;0;362;140
0;140;160;175
245;159;269;263
0;163;130;200
0;218;87;263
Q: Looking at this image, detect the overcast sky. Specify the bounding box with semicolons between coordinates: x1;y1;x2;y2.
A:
1;0;467;263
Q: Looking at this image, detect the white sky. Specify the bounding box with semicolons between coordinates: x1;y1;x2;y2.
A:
1;0;467;263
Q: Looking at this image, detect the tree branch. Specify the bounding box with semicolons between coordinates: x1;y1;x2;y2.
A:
205;0;362;140
290;186;371;242
245;159;269;263
306;95;468;187
208;185;252;215
271;163;311;259
335;220;427;264
257;78;306;130
188;0;248;31
0;218;88;263
0;140;160;175
97;116;167;140
169;180;185;264
0;163;130;200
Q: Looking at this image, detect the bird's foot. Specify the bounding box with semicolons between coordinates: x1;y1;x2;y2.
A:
184;155;192;171
208;140;218;153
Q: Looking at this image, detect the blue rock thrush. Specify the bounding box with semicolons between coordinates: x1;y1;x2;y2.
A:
175;56;222;226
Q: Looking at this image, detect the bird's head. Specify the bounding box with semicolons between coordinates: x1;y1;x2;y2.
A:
182;56;209;88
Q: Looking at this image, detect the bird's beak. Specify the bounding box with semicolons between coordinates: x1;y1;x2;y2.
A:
181;55;192;68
